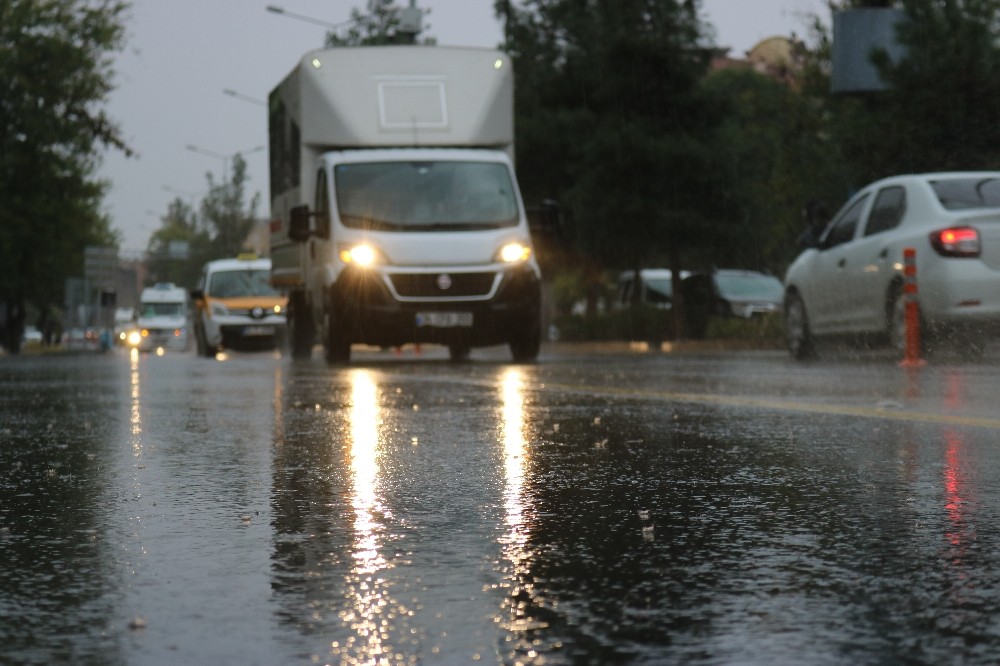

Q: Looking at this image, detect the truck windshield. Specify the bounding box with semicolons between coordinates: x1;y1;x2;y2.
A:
334;161;519;231
207;269;281;298
139;302;184;317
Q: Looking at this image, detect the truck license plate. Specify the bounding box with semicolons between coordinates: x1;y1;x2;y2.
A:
415;312;473;328
243;326;273;336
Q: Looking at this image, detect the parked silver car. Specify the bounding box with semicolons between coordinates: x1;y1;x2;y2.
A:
783;172;1000;359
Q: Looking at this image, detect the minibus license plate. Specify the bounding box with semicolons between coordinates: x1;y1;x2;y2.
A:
415;312;473;328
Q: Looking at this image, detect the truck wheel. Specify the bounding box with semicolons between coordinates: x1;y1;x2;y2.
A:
509;320;540;363
323;304;351;365
288;292;314;359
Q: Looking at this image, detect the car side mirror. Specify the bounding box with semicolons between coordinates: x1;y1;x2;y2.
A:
527;199;563;237
797;226;821;250
190;288;204;300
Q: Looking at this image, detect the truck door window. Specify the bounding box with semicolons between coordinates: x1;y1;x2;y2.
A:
315;169;331;238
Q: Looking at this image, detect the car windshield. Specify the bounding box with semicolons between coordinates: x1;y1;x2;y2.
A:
930;178;1000;210
334;161;519;231
715;273;784;301
139;302;184;317
207;269;280;298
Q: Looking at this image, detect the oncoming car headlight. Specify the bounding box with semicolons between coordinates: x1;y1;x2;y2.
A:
498;242;532;263
125;329;142;347
339;243;381;267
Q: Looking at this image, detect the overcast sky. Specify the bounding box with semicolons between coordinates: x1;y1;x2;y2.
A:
99;0;829;256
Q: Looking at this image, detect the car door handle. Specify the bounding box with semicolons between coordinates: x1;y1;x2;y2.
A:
878;248;888;259
838;258;846;268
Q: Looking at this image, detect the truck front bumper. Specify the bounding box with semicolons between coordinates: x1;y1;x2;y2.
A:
331;263;541;348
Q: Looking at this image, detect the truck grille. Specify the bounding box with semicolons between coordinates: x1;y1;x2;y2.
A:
389;271;497;298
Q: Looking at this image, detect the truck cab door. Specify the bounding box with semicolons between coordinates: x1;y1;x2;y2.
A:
307;167;333;322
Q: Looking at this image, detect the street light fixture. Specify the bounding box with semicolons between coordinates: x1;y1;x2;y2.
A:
162;185;202;200
223;88;267;107
186;144;265;183
265;3;422;41
265;5;354;30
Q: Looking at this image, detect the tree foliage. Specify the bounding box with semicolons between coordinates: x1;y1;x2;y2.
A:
145;197;208;289
326;0;434;47
0;0;130;351
841;0;1000;179
146;154;260;290
500;0;720;273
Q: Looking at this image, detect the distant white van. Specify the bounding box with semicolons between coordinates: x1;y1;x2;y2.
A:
133;283;189;352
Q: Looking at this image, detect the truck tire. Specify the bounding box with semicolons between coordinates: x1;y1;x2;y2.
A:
323;298;351;365
287;292;314;359
509;318;541;363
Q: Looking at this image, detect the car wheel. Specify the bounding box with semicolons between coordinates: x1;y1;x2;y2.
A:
785;292;814;360
448;344;471;362
195;320;214;358
288;292;314;360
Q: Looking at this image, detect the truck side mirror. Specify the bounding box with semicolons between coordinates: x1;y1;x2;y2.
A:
527;198;563;237
190;288;204;300
288;205;312;243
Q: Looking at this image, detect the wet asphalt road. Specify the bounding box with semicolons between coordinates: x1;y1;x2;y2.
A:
3;343;1000;665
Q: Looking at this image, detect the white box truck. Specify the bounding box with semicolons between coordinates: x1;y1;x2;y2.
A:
133;283;189;352
268;46;542;363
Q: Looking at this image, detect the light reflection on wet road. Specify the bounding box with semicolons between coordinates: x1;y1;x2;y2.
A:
3;345;1000;664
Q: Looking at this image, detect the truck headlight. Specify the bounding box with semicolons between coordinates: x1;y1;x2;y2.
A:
498;242;531;263
339;243;381;267
210;301;229;317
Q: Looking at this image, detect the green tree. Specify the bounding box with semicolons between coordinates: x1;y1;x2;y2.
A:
199;154;260;260
699;65;850;272
145;198;210;290
498;0;720;337
803;0;1000;189
0;0;131;352
326;0;434;47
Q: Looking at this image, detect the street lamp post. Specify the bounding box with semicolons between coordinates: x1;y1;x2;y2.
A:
223;88;267;107
162;185;202;202
265;3;423;42
265;4;354;30
185;144;264;183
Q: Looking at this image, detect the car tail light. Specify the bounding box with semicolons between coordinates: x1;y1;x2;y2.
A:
930;226;980;257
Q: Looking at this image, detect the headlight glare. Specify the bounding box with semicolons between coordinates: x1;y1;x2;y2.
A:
339;243;380;267
499;242;531;263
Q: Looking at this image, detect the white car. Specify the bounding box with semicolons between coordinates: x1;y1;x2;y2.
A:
190;255;288;356
784;172;1000;359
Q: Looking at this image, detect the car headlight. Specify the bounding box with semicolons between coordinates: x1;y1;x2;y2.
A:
126;330;142;347
498;241;532;263
338;243;382;267
210;301;229;317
